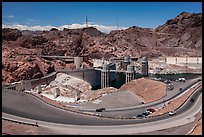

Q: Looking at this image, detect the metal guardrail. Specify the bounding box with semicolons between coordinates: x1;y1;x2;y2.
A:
2;117;38;127
174;83;202;112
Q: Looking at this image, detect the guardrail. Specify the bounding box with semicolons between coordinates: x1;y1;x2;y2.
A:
175;83;202;112
146;82;202;119
2;117;38;127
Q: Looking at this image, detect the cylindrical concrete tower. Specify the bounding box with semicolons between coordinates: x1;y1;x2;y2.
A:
126;64;135;83
74;57;83;69
101;64;110;88
124;56;130;70
141;57;148;77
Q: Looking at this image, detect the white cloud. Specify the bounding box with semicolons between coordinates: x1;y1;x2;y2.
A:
2;23;127;34
7;15;14;18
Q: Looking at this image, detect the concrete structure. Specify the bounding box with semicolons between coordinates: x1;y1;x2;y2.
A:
58;63;116;88
126;64;135;83
75;90;81;101
166;57;202;65
187;57;198;64
37;85;42;94
198;57;202;64
93;59;111;68
123;56;131;70
30;72;57;90
141;57;148;76
177;57;187;64
101;64;110;88
74;57;83;69
54;87;60;98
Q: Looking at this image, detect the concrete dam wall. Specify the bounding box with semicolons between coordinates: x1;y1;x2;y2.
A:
3;64;117;91
58;68;116;87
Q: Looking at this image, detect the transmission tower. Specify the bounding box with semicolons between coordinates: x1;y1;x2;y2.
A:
117;17;118;29
86;16;88;28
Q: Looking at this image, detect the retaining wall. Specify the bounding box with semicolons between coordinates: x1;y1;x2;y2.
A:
166;57;202;64
177;57;187;64
58;68;116;87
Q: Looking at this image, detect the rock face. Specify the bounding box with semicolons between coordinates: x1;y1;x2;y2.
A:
155;12;202;56
42;73;92;98
2;45;55;84
2;28;22;41
2;12;202;84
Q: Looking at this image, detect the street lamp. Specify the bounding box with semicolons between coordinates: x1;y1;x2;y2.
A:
163;84;168;108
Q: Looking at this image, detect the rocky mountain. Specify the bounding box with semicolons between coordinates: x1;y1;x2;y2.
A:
2;12;202;83
155;12;202;54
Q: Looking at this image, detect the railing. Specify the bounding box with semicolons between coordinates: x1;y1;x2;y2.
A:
2;117;38;127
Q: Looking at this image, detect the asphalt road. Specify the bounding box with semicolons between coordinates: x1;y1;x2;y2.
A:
70;78;201;117
2;84;202;126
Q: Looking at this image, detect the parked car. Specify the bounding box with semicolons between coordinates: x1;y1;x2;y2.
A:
147;108;156;113
96;108;106;112
169;111;176;116
168;84;174;90
197;79;201;82
137;114;145;118
142;111;150;116
190;98;194;102
179;88;183;91
178;78;186;82
164;80;171;84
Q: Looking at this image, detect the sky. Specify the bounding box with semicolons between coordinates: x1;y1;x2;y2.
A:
2;2;202;33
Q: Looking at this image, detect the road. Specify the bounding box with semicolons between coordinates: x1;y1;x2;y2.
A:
2;76;202;134
2;87;202;134
66;77;201;117
2;81;202;125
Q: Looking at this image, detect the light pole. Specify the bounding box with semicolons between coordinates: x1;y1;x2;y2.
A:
163;84;168;108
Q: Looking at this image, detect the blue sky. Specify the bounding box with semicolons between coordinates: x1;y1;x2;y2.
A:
2;2;202;33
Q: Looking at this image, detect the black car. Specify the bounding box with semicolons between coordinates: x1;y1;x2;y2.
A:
96;108;106;112
137;114;144;118
142;111;150;116
190;98;194;102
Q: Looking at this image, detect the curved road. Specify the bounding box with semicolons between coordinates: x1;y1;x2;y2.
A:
2;83;202;126
76;78;200;110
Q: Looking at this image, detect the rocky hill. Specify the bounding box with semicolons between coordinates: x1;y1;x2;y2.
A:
2;12;202;83
155;12;202;56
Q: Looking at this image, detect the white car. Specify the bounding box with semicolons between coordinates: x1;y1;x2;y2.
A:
168;111;176;116
178;78;186;82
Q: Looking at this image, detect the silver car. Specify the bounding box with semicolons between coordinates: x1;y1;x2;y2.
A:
168;111;176;116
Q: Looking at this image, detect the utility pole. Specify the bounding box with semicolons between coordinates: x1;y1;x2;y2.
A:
117;17;118;29
86;16;88;28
